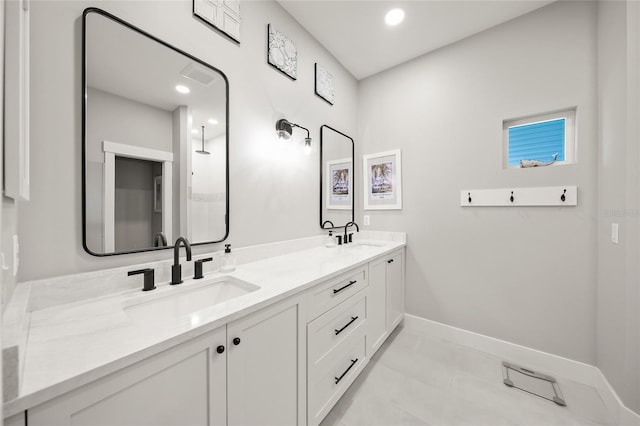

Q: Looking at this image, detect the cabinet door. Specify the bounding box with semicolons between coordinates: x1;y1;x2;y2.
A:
368;257;388;355
227;298;302;426
28;327;227;426
387;250;405;331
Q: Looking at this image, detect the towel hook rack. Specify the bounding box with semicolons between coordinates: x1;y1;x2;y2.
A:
561;189;566;202
510;191;514;203
468;192;472;203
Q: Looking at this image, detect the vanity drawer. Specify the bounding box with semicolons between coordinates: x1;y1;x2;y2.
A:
307;266;368;321
308;291;366;367
308;330;367;426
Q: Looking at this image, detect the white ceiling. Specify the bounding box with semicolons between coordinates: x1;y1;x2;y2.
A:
278;0;555;80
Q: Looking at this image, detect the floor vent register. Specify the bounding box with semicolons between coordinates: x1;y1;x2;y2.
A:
502;361;567;406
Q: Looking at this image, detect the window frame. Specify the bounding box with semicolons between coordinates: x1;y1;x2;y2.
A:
503;108;576;169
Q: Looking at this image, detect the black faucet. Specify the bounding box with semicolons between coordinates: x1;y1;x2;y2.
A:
154;232;167;247
344;221;359;244
171;237;192;285
128;268;156;291
322;220;335;229
194;257;213;280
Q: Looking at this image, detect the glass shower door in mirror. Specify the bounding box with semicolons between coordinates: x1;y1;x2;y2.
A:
83;8;229;255
320;125;354;229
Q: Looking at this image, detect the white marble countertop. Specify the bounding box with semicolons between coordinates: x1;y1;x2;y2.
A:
4;237;405;417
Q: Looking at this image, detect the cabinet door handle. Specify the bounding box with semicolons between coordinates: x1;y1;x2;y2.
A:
334;358;358;384
387;259;394;264
335;316;359;335
333;280;357;294
233;337;241;346
216;345;225;354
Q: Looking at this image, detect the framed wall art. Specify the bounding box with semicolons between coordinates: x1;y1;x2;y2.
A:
363;149;403;210
326;158;352;210
268;24;297;80
315;63;334;105
193;0;241;43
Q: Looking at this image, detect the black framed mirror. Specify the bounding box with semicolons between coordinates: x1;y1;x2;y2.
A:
320;125;354;229
82;8;229;256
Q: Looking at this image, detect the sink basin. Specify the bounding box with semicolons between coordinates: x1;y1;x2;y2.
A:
348;241;387;248
124;276;259;323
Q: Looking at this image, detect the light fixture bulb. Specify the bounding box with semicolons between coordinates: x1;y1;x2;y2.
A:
277;130;291;140
208;118;219;125
304;137;312;155
175;84;190;94
385;8;405;26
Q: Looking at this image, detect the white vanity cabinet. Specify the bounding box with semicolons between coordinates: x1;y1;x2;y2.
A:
28;297;304;426
368;249;405;355
28;326;227;425
306;266;370;426
227;297;304;426
18;243;406;426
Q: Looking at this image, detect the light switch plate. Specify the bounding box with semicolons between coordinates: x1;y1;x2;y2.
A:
363;215;370;226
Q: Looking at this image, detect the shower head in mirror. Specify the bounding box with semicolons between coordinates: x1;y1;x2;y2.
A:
196;125;210;155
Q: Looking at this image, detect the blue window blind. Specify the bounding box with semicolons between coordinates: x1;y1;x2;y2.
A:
508;118;565;167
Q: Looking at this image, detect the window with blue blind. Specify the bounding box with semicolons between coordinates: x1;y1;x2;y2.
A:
503;109;575;168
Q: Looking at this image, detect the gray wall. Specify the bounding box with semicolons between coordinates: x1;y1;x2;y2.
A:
357;1;598;364
596;0;640;413
18;0;357;281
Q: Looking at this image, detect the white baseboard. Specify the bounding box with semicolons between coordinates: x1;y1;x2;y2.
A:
403;314;640;425
622;406;640;426
594;368;640;426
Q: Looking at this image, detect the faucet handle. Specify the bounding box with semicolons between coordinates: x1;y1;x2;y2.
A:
128;268;156;291
194;257;213;279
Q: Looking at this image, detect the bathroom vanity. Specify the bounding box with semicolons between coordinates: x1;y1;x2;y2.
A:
3;233;405;426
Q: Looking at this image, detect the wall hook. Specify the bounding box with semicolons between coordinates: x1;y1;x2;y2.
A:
561;189;566;202
468;192;472;203
510;191;514;203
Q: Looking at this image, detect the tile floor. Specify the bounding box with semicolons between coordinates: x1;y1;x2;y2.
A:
320;325;615;426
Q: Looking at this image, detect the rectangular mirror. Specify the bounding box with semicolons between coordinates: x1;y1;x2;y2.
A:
320;125;354;229
83;8;229;255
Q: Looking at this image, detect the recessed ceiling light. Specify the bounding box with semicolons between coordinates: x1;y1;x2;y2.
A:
192;129;199;135
175;84;190;94
385;8;405;26
208;118;219;125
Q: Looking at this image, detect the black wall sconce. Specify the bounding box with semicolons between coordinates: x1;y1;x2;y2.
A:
275;118;312;150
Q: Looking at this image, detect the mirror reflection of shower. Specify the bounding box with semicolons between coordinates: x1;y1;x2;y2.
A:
195;125;210;155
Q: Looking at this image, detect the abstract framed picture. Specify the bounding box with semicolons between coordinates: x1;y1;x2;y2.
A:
315;63;334;105
363;149;402;210
193;0;241;43
326;158;352;210
267;24;297;80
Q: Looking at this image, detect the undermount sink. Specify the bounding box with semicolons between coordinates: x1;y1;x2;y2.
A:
124;276;260;322
348;241;387;248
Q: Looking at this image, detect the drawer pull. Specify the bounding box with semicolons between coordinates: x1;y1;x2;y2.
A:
335;316;359;335
334;358;358;384
387;259;394;264
333;280;357;294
